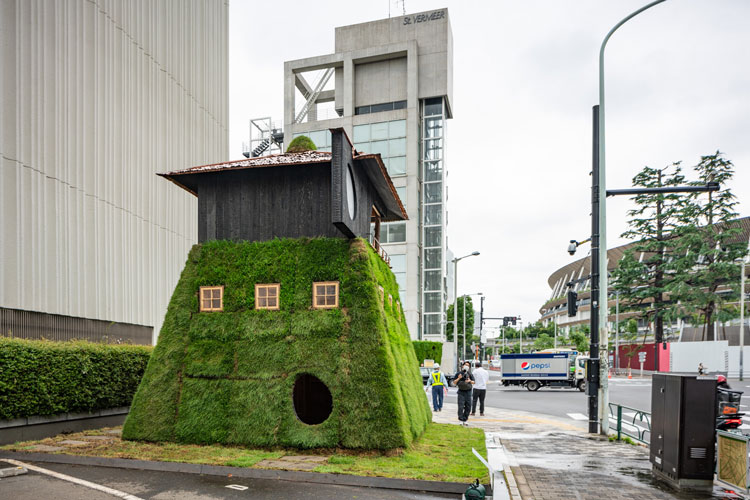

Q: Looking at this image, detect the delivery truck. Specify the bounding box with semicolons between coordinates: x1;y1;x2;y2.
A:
500;352;586;391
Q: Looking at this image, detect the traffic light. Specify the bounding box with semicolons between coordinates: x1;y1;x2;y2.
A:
510;317;517;325
567;290;578;316
502;317;509;327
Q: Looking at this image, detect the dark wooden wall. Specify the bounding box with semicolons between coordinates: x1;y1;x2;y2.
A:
196;163;378;243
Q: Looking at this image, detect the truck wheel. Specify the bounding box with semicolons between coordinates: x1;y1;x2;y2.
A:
526;380;540;392
577;380;586;392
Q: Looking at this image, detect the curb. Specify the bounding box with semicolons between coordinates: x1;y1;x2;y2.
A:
0;451;484;495
499;446;524;500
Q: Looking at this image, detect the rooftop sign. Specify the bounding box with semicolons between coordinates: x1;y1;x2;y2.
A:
403;10;445;25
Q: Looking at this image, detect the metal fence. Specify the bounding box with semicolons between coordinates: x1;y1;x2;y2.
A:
0;307;153;345
609;402;651;444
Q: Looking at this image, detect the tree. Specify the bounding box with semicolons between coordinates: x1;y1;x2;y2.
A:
502;341;520;354
533;333;555;351
445;296;475;346
502;326;519;340
568;329;589;353
610;162;688;347
667;152;744;341
525;321;554;340
612;152;744;342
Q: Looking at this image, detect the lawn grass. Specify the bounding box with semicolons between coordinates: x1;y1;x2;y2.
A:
2;422;488;483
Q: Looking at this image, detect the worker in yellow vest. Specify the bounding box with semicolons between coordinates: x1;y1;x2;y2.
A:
430;364;448;412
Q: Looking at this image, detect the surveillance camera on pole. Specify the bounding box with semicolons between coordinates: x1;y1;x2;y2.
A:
568;240;578;256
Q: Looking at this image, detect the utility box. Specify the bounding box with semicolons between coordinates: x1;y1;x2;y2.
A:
650;373;717;491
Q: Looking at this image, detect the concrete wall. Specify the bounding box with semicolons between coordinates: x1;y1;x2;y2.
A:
354;57;407;106
0;0;228;342
669;341;729;374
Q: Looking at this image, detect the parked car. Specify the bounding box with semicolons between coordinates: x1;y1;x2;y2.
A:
490;359;501;369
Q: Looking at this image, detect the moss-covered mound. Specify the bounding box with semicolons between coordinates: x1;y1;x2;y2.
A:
286;135;317;153
122;238;430;449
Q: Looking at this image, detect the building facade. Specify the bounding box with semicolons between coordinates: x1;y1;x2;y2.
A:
283;9;453;340
0;0;228;344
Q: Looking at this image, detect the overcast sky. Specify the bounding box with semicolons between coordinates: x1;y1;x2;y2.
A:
228;0;750;334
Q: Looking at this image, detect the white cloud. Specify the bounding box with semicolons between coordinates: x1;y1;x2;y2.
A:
229;0;750;328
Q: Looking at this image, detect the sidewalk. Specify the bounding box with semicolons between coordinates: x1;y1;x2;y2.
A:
431;403;702;500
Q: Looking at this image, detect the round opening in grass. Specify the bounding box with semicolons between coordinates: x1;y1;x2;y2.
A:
293;374;333;425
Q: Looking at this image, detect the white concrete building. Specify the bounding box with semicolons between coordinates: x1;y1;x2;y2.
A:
0;0;228;344
283;9;453;340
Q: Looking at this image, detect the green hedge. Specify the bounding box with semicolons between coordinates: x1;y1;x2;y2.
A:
412;341;443;366
0;338;152;421
124;238;430;449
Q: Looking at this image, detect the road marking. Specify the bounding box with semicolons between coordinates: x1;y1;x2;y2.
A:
567;413;588;421
226;484;249;491
3;459;143;500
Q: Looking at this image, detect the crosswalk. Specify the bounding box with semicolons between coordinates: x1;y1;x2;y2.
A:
567;413;588;421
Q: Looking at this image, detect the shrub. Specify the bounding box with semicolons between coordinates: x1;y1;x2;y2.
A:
123;238;430;449
412;341;443;365
286;135;317;153
0;338;152;420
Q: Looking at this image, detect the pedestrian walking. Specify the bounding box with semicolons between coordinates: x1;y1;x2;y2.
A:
453;361;475;426
698;362;706;375
429;363;448;412
471;360;489;417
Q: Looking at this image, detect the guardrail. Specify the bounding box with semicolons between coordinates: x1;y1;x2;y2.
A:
609;403;651;444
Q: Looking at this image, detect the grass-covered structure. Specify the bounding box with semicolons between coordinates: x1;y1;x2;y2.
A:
122;237;430;449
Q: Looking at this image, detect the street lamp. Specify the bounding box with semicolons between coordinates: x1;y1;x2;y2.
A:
739;235;750;380
461;292;483;362
453;251;480;370
594;0;669;435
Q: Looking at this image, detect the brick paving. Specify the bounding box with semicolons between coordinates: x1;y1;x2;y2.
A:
431;402;714;500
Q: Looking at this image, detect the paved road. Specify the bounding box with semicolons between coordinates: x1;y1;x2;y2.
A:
440;370;652;422
437;371;750;428
0;461;456;500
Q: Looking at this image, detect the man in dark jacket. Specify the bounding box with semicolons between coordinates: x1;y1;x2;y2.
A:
453;361;475;426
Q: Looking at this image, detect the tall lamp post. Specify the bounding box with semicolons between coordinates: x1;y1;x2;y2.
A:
593;0;668;435
740;235;750;381
452;251;480;370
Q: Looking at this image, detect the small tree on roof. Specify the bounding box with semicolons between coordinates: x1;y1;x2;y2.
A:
286;135;317;153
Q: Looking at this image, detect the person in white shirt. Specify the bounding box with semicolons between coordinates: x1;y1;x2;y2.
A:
471;361;490;416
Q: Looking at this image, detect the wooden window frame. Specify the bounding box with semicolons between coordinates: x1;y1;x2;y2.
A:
255;283;280;310
388;294;393;308
312;281;340;309
199;286;224;312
